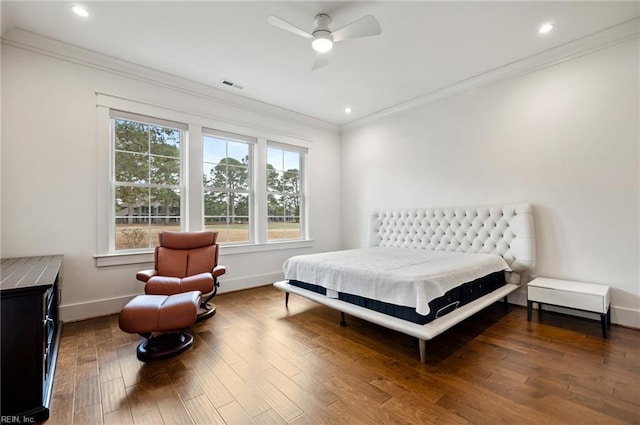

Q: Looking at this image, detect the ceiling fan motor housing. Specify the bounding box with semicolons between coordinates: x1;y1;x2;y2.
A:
313;13;332;31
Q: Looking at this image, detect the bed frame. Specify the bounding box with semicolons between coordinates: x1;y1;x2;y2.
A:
274;203;536;363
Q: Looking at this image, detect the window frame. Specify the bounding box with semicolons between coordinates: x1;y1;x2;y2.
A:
110;110;187;253
202;128;256;246
266;140;307;242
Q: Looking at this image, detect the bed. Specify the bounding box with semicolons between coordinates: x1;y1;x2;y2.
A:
273;203;536;363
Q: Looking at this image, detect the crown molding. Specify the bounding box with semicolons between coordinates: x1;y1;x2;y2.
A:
1;27;340;134
342;17;640;132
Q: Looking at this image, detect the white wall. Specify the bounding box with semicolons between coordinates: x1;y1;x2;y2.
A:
1;32;342;321
341;39;639;327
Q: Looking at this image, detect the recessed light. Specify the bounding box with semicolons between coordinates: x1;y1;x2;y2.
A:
71;5;89;18
345;107;352;114
538;22;554;34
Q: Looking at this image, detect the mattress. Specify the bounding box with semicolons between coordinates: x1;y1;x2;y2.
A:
283;247;509;316
290;271;506;324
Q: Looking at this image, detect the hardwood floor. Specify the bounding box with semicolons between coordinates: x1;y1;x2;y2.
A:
46;285;639;425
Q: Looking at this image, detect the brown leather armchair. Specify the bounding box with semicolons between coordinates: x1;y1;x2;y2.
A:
136;231;226;320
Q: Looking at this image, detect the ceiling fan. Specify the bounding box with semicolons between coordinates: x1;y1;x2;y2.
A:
268;13;382;71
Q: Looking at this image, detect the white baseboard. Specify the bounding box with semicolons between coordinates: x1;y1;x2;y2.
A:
60;295;135;323
218;271;284;294
612;306;640;329
59;271;285;323
60;277;639;329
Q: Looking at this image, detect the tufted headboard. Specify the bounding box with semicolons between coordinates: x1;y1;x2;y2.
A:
370;203;536;283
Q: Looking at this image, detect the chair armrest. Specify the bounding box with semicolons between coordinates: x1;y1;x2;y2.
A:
181;272;214;293
145;276;182;295
136;269;157;283
213;265;226;278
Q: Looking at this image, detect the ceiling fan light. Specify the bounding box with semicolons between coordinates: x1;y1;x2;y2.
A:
312;31;333;53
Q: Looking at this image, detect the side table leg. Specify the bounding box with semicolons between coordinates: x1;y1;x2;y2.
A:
600;314;607;339
527;300;532;321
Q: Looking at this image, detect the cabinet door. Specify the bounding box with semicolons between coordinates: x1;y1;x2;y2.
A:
0;293;44;415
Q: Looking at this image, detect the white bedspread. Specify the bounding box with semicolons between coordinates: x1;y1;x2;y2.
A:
283;248;509;316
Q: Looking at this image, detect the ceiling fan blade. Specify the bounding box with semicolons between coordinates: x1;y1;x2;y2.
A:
331;15;381;42
311;53;329;71
268;15;313;39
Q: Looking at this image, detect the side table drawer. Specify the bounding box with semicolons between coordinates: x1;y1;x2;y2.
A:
528;286;606;313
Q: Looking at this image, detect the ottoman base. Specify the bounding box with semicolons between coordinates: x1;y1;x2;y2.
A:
119;291;201;362
137;332;194;362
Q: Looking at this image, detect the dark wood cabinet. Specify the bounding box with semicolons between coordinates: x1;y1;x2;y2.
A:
1;256;62;422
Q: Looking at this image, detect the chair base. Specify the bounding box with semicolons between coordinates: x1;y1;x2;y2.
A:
196;302;217;321
136;332;193;362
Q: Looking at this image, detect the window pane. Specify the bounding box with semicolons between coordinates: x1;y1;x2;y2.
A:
268;218;285;240
283;151;300;171
267;147;282;169
115;185;147;218
267;193;284;216
115;151;149;183
205;217;229;243
227;221;249;243
115;219;150;250
284;220;301;239
204;191;228;216
203;162;217;187
150;127;180;156
203;136;226;164
283;170;300;194
114;220;182;250
114;119;148;153
150;188;180;216
150;155;180;185
227;141;249;162
284;195;300;217
230;193;249;219
225;164;249;190
267;169;283;192
204;160;248;190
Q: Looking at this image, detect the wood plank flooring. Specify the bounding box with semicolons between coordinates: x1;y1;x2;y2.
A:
45;285;640;424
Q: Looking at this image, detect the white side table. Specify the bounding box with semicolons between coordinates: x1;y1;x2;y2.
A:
527;277;611;338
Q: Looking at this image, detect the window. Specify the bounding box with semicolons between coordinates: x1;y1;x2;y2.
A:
97;92;313;264
267;143;305;240
202;129;255;244
111;111;185;251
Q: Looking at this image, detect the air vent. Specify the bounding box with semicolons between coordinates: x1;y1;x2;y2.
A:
221;80;244;90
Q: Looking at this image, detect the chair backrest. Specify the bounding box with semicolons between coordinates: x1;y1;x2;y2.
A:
155;231;219;278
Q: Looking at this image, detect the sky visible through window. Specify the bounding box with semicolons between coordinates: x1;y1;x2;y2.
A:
203;136;248;170
267;147;299;171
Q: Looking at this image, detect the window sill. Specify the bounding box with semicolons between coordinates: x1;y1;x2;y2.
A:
221;239;314;256
94;239;314;267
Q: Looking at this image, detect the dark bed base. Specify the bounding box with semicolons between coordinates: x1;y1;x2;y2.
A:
289;271;506;325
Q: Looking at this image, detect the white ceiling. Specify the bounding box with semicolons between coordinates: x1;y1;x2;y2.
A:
2;1;639;125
